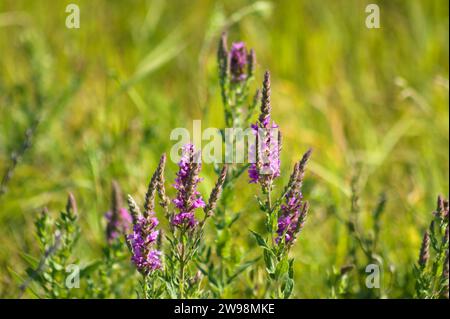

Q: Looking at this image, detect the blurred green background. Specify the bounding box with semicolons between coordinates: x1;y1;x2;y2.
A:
0;0;448;298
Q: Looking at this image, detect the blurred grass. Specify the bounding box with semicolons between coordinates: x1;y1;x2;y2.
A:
0;0;448;298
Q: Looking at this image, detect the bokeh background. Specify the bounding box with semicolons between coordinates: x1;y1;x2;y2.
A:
0;0;448;298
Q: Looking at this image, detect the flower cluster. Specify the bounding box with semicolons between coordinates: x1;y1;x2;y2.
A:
248;71;281;188
171;144;205;229
219;33;255;84
105;208;132;243
415;195;449;298
126;156;167;274
127;214;162;273
217;33;257;127
276;201;304;245
230;42;248;82
276;149;311;245
105;181;132;243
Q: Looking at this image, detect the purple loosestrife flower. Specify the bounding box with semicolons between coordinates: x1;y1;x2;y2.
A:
248;71;281;187
218;33;256;127
172;212;197;228
105;208;132;243
105;181;132;243
126;157;167;274
127;214;161;273
276;149;311;246
229;42;248;82
171;144;205;229
276;196;308;245
147;250;163;270
276;198;301;244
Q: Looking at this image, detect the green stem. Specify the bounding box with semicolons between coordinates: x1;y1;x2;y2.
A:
267;187;274;245
179;232;186;298
143;274;149;299
180;260;185;298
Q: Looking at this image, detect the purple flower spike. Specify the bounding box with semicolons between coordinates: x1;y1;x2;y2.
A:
147;250;162;270
171;144;205;230
106;181;132;243
276;194;303;245
275;150;311;246
105;207;132;243
127;214;162;274
172;212;197;228
248;71;281;187
230;42;248;82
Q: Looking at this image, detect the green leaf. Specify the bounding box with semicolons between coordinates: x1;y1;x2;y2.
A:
165;281;178;299
42;272;53;283
255;196;266;211
50;261;64;271
283;278;294;298
275;258;289;279
250;230;268;249
227;212;241;227
80;260;102;277
264;249;276;274
121;29;187;91
288;258;294;279
227;257;260;284
19;252;40;268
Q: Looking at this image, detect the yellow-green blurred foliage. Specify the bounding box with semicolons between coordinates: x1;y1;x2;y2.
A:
0;0;448;297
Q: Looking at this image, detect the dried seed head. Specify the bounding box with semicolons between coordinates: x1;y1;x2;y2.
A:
127;194;141;224
418;231;430;268
205;165;228;218
66;192;77;218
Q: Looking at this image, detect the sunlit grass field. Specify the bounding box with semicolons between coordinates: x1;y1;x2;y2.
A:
0;0;448;298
